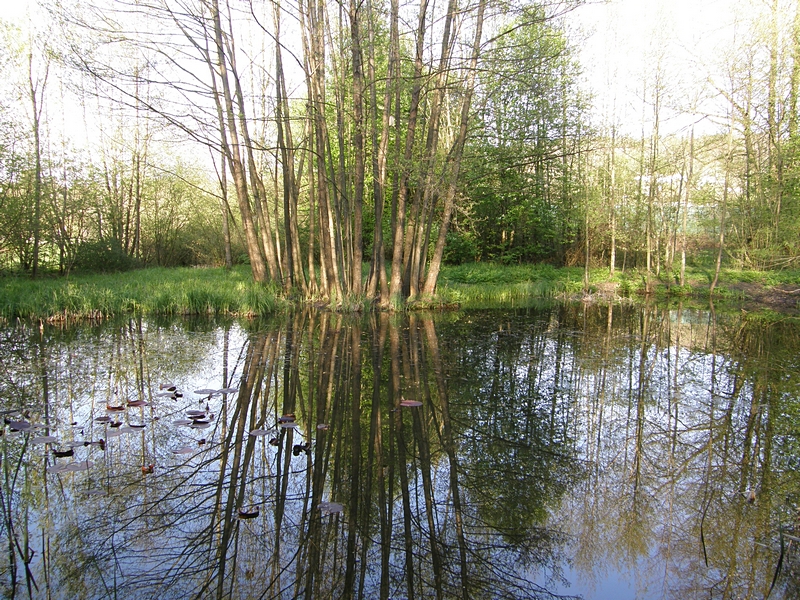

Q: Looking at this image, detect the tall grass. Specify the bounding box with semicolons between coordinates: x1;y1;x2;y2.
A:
3;262;798;321
437;263;582;308
0;267;287;321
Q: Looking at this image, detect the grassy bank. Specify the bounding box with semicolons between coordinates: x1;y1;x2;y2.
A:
0;267;287;321
2;263;799;321
436;262;800;310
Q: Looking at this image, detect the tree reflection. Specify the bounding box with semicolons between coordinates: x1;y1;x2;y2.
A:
0;306;799;598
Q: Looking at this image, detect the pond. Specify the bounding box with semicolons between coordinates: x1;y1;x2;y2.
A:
0;302;799;599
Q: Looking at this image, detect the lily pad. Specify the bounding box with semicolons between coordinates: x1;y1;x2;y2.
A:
32;436;57;444
173;419;194;426
249;429;270;437
127;400;149;408
238;506;260;519
280;422;298;429
399;400;423;408
319;501;344;514
218;387;238;395
63;461;93;472
194;388;218;395
190;421;211;429
172;446;194;455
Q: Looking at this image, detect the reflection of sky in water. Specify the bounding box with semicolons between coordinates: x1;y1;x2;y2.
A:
0;307;796;599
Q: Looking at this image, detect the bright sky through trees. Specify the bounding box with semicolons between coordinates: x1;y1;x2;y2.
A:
575;0;751;135
3;0;761;144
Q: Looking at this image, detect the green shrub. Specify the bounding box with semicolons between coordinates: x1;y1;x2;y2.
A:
73;239;141;273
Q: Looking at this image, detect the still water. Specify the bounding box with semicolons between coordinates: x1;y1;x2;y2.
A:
0;303;798;599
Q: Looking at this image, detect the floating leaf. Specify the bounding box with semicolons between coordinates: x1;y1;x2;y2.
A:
106;405;125;412
106;430;124;438
280;422;298;429
319;501;343;514
32;436;57;444
66;441;87;448
159;383;176;390
249;429;270;437
186;410;207;417
156;391;175;398
53;448;74;458
190;421;211;429
141;464;154;474
172;446;194;455
117;427;135;434
46;464;67;474
95;416;112;423
238;506;260;519
63;460;93;472
218;387;238;395
399;400;423;408
278;414;296;423
129;424;146;429
127;400;149;408
8;420;32;432
194;388;218;396
293;442;312;456
173;419;194;426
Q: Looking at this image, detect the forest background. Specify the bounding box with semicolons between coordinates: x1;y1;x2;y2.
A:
1;0;798;310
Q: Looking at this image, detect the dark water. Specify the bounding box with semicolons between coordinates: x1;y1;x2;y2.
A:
1;303;799;599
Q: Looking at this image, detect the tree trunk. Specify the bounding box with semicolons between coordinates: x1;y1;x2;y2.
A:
210;0;268;282
422;0;487;297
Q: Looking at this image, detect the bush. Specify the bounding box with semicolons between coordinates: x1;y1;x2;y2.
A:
73;239;141;273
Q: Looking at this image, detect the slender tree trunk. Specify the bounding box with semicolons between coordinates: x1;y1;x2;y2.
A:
711;121;734;293
388;0;429;305
28;51;48;278
349;0;365;295
680;125;694;286
408;0;458;300
210;0;268;282
273;0;307;292
365;0;391;301
609;125;616;276
422;0;487;297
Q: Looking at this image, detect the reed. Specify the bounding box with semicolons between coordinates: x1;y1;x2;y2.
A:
0;267;287;321
2;263;797;321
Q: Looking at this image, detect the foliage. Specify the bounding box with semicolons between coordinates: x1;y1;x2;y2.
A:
0;266;286;320
73;238;141;273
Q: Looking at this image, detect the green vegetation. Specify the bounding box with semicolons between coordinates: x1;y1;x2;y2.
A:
0;267;285;321
3;263;799;320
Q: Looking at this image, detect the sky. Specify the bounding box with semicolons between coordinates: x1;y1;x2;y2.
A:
572;0;748;135
3;0;765;145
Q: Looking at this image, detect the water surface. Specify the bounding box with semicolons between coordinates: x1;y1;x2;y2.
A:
0;303;798;599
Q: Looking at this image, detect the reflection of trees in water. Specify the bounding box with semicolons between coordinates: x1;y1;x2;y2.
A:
1;306;800;598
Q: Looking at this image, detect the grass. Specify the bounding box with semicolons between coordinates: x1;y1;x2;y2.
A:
437;263;800;309
2;263;799;321
0;266;287;321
